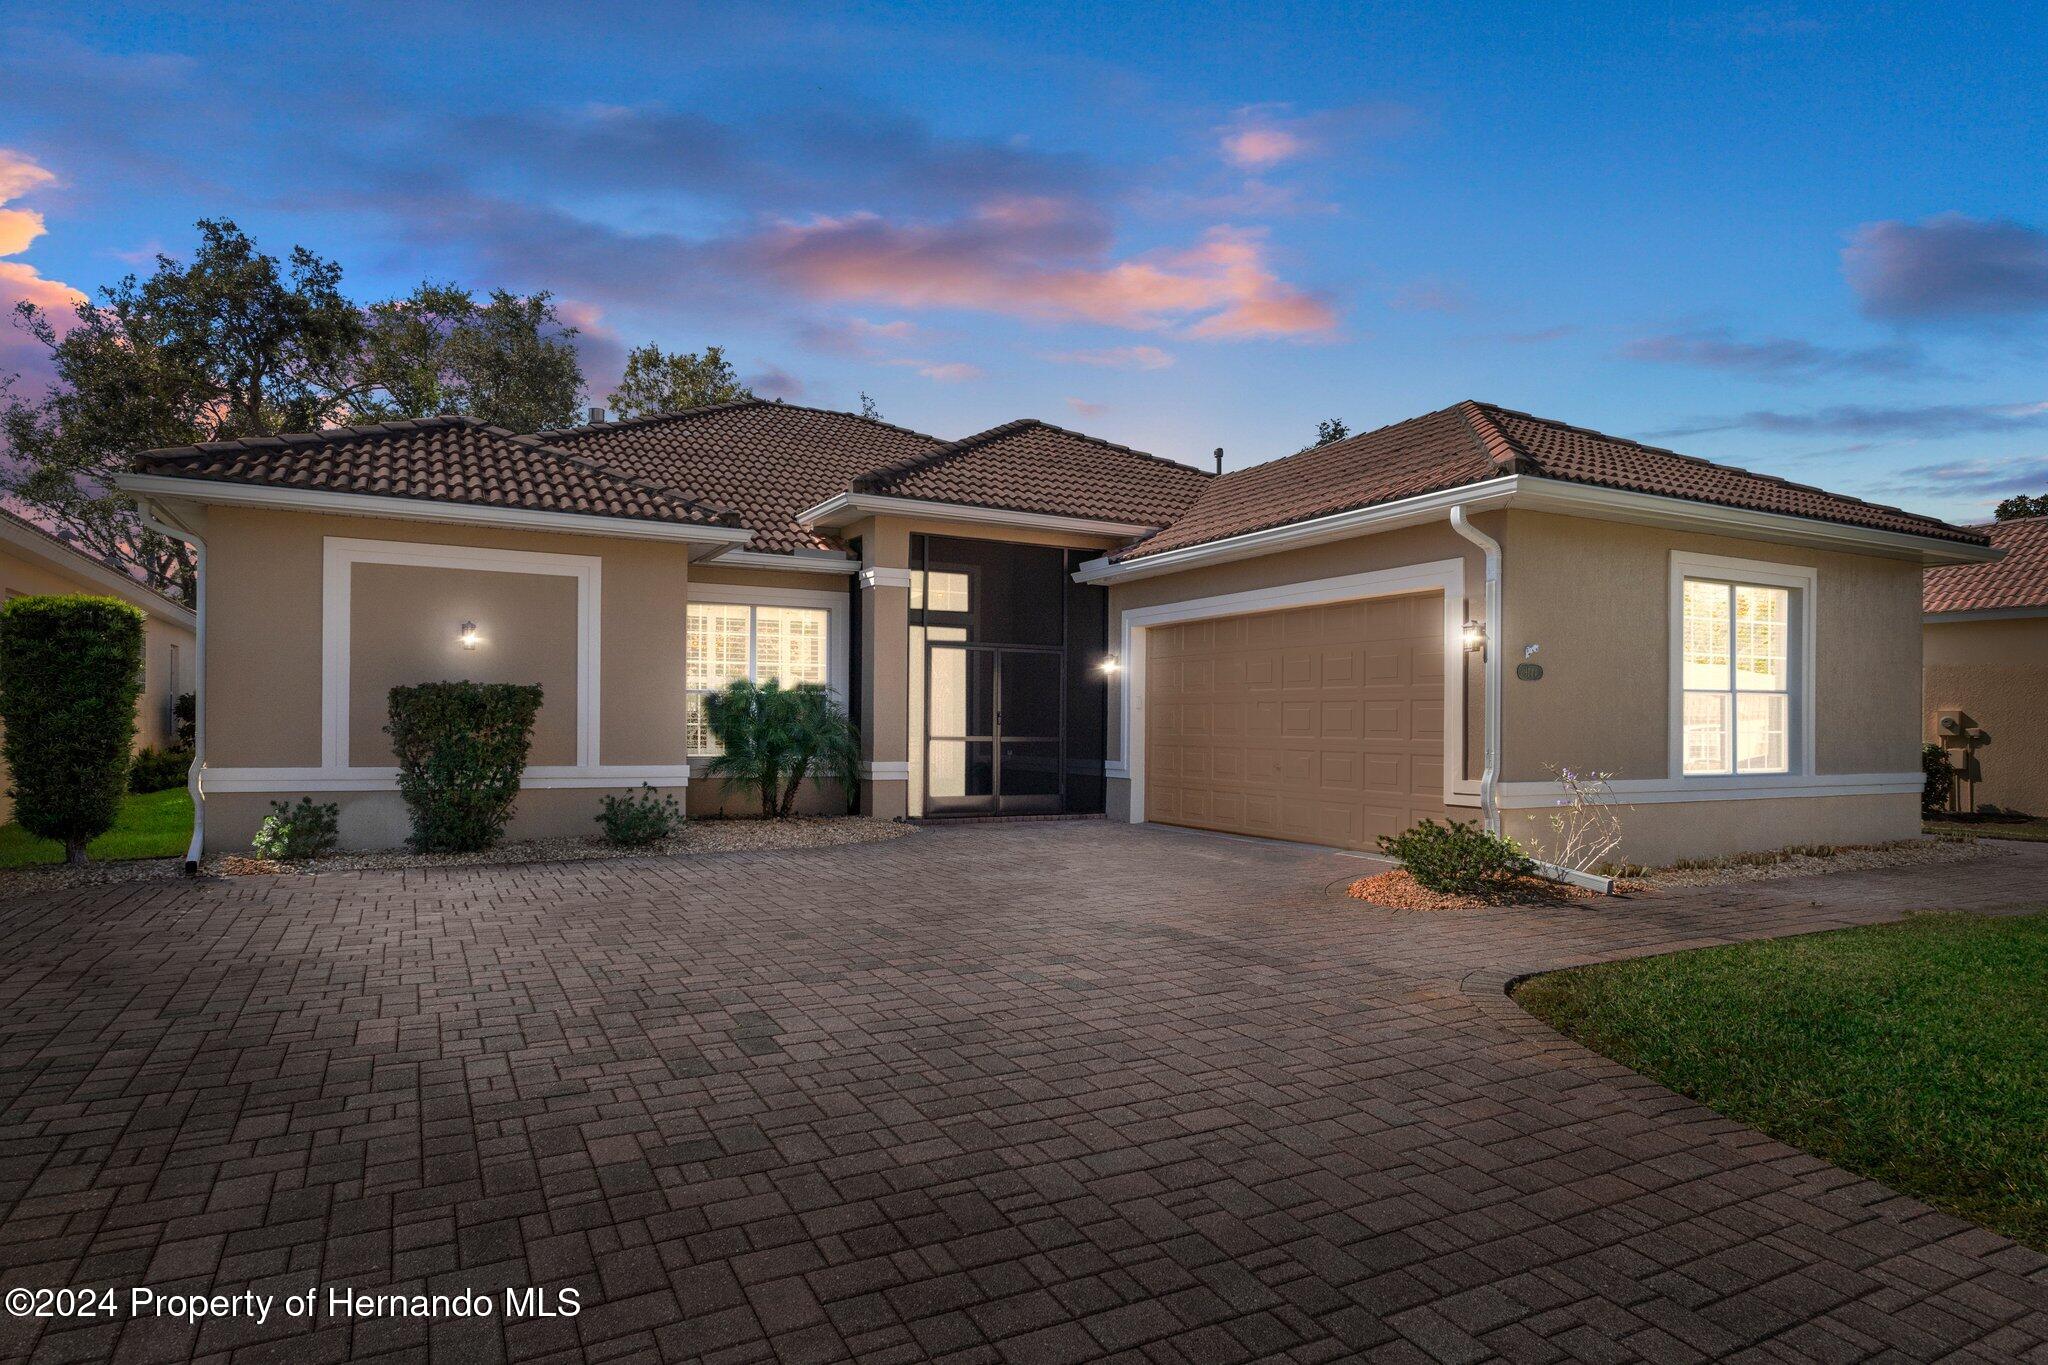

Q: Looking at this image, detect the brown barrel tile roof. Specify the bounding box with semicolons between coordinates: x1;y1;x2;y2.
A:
541;401;946;554
1115;400;1985;560
132;415;740;528
853;419;1209;528
1925;515;2048;613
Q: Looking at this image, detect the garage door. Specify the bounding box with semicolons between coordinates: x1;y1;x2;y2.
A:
1144;591;1447;850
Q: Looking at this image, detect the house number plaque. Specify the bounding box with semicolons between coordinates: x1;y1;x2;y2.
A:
1516;663;1544;681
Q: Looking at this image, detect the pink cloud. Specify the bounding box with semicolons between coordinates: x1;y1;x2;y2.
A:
1214;102;1415;173
886;357;984;382
1066;397;1109;417
797;314;918;357
1221;126;1308;170
1043;345;1174;370
0;150;86;387
742;200;1334;339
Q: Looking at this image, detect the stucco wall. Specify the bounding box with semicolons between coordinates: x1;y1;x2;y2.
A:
1924;616;2048;815
1498;511;1923;782
195;505;696;851
1502;792;1921;868
0;542;196;823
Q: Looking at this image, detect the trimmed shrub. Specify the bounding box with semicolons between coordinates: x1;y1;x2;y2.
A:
596;784;684;846
129;744;195;793
252;797;340;861
173;692;196;746
386;681;544;853
1922;743;1954;815
1377;817;1535;896
704;679;861;818
0;594;145;864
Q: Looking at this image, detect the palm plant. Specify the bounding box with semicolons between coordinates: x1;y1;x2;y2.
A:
703;679;862;818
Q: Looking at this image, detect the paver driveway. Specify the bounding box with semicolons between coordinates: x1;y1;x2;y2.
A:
1;823;2044;1364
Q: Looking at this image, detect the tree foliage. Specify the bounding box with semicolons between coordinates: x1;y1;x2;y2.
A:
608;343;753;419
0;595;146;864
386;681;545;853
703;679;861;818
1297;418;1349;453
1995;493;2048;521
2;222;587;595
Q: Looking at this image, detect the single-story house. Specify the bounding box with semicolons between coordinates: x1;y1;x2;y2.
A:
0;507;198;822
115;398;1994;866
1923;514;2047;816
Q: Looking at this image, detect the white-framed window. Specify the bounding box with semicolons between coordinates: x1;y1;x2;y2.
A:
686;595;841;754
909;569;970;612
1669;553;1814;780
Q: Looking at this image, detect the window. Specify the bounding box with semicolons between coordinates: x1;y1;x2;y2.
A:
909;569;970;612
686;603;830;753
1680;577;1791;775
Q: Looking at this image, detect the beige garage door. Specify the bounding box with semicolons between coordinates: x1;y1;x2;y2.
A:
1144;592;1447;850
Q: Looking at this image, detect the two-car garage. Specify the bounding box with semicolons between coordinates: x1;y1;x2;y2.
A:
1141;590;1451;852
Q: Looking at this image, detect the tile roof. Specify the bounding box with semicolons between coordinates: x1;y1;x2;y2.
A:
853;420;1209;528
1115;400;1985;560
541;401;946;554
1924;516;2048;613
131;415;740;529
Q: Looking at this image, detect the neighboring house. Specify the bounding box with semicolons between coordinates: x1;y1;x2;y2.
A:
115;399;1992;865
1923;514;2048;816
0;507;199;823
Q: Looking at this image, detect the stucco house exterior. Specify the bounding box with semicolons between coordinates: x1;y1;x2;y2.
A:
0;507;198;823
1923;514;2047;816
115;399;1993;866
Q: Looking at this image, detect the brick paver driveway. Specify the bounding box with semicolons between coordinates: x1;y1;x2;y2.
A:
2;824;2044;1364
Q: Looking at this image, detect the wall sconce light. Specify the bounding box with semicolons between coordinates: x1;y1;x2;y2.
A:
1461;619;1486;654
459;620;481;650
1099;655;1122;675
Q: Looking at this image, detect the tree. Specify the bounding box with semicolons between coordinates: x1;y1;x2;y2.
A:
704;679;861;818
1298;418;1350;453
859;391;882;420
0;595;146;865
608;343;753;418
3;219;361;593
349;283;584;430
1995;493;2048;521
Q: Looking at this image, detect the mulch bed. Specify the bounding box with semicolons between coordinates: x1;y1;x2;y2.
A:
1348;867;1609;910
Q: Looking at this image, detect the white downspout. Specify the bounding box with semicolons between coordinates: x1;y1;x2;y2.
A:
137;500;205;874
1448;505;1501;836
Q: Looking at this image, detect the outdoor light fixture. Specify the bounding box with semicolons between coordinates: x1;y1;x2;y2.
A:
1461;619;1486;654
459;620;481;650
1099;655;1121;675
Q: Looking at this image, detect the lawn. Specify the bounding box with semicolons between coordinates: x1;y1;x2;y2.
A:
0;789;194;868
1515;912;2048;1251
1925;817;2048;843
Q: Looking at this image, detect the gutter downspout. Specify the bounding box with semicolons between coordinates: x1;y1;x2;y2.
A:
1447;505;1501;836
136;500;205;875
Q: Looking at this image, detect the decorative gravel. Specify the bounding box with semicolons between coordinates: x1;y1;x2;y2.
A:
1637;834;2001;888
1347;867;1600;911
0;857;188;903
206;816;914;877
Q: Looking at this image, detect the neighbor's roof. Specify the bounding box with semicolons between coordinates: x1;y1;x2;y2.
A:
0;504;193;619
1924;515;2048;614
542;401;946;553
128;415;740;529
853;419;1210;528
1114;400;1987;560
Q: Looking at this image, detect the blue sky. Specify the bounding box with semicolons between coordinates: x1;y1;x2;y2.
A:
3;1;2045;521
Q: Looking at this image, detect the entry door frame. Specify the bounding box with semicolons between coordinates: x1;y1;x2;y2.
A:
923;641;1069;814
1116;559;1476;824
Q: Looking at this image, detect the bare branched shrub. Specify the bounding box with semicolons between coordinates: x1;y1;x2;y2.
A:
1534;766;1629;874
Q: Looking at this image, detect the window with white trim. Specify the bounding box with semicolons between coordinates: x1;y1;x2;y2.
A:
1680;577;1791;775
686;603;830;753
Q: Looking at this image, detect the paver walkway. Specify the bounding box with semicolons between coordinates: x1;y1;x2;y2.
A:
1;823;2043;1364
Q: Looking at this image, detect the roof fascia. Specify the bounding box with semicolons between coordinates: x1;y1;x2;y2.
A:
1925;605;2048;623
797;491;1156;539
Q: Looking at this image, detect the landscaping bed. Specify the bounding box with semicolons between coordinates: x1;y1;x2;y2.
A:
1515;911;2048;1251
1347;867;1605;910
1925;813;2048;843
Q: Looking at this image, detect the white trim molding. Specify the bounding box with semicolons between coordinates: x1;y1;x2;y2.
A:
704;547;861;575
1073;474;1995;585
1114;560;1476;825
858;566;917;591
205;765;692;793
799;491;1156;539
117;472;755;554
1103;760;1130;781
1667;550;1818;783
859;761;912;781
322;537;602;775
1496;772;1921;808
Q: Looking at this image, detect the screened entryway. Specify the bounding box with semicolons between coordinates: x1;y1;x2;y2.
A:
907;534;1108;817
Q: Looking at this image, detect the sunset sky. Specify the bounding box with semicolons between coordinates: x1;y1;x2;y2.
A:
3;1;2045;521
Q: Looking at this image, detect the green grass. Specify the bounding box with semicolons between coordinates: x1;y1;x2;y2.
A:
1515;912;2048;1250
0;788;194;868
1926;817;2048;843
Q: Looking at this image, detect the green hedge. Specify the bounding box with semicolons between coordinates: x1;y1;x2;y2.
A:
0;595;146;864
386;681;543;852
129;744;194;793
1377;817;1534;895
